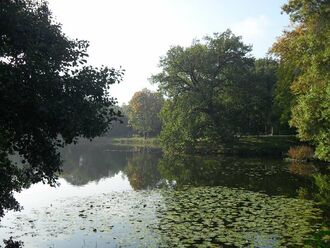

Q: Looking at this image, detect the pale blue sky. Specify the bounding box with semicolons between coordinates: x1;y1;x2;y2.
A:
48;0;290;104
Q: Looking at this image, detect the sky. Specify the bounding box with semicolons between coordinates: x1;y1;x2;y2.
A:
47;0;290;105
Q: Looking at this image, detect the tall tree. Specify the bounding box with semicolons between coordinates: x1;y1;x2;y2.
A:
252;58;293;134
0;0;123;216
127;88;163;137
152;30;256;152
272;0;330;161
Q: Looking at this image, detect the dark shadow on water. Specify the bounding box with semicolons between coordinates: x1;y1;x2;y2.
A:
158;153;318;197
59;142;325;199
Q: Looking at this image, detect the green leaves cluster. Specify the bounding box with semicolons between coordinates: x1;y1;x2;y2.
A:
152;31;280;152
0;0;123;216
272;0;330;161
127;88;164;137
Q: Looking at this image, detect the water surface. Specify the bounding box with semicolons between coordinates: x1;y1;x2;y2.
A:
0;142;326;247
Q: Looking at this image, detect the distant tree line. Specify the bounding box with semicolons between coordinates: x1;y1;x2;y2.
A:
151;30;292;152
120;33;296;153
120;0;329;162
106;89;164;138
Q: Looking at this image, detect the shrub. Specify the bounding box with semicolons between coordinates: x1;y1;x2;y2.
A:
288;145;314;161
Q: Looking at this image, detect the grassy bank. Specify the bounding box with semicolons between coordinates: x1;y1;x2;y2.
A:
109;135;302;157
110;137;160;147
193;135;302;157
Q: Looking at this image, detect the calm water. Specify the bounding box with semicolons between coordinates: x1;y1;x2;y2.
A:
0;141;327;247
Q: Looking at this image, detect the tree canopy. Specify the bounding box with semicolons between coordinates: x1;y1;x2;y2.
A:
127;88;163;137
0;0;123;216
152;31;280;152
272;0;330;161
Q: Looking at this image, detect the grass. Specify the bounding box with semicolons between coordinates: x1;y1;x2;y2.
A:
108;135;302;157
110;136;160;147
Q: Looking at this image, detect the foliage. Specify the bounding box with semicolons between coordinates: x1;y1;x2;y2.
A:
153;31;282;152
251;58;279;134
288;145;314;161
273;62;296;128
0;0;123;216
127;89;163;137
305;229;330;248
304;173;330;247
313;174;330;206
1;237;23;248
272;0;330;161
288;162;318;176
105;104;133;138
158;98;201;152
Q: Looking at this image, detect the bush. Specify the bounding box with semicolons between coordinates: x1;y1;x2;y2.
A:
288;146;314;161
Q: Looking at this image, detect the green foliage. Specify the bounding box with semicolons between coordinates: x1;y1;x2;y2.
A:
0;0;123;216
153;30;261;152
105;104;133;138
253;59;277;130
127;88;164;137
252;58;288;134
305;229;330;248
159;98;200;152
272;0;330;161
153;30;288;152
274;62;296;127
313;174;330;206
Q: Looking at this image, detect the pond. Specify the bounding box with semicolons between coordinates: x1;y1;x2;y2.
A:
0;141;327;247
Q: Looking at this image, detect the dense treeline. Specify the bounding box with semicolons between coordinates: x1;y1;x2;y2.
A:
106;89;164;138
150;31;291;152
122;34;290;147
134;0;328;161
272;0;330;161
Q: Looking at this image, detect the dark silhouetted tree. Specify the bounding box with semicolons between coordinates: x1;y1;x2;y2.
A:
0;0;123;217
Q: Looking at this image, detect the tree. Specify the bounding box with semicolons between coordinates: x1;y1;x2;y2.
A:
152;30;258;152
0;0;123;217
246;58;279;134
105;104;133;138
127;88;163;138
272;0;330;161
252;58;293;135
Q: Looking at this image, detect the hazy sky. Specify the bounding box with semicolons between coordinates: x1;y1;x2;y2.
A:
47;0;290;104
